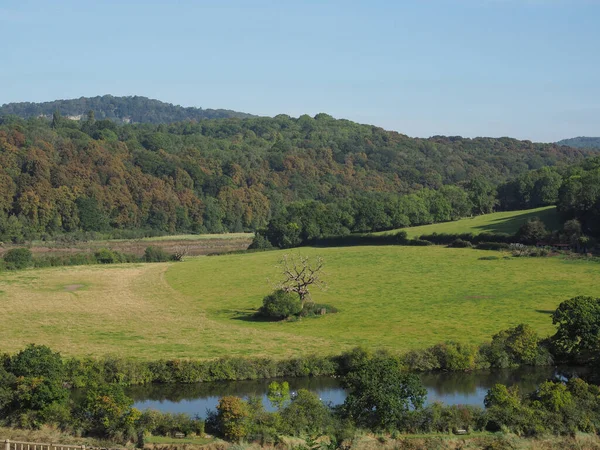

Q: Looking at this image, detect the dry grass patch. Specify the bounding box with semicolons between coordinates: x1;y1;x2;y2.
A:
0;262;329;359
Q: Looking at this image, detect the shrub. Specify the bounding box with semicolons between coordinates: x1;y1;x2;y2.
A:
3;248;33;270
448;239;472;248
408;238;434;246
259;290;302;320
300;302;338;317
248;233;273;250
476;242;510;251
144;246;170;262
94;248;118;264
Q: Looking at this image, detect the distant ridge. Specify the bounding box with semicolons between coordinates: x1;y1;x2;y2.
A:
0;94;256;124
557;137;600;149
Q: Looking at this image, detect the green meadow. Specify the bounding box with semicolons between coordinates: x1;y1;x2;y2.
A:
0;207;596;360
166;245;599;357
380;205;560;238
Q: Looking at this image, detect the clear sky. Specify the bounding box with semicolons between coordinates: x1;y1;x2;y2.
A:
1;0;598;141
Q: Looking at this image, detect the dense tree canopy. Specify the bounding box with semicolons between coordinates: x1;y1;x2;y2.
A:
0;113;594;242
0;95;254;124
557;137;600;149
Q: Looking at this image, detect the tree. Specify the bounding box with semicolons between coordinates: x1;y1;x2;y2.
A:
465;177;497;215
77;384;140;438
551;296;600;363
280;389;332;436
9;344;64;380
275;254;326;306
216;396;249;442
516;217;548;245
341;356;426;430
4;345;69;425
485;324;547;368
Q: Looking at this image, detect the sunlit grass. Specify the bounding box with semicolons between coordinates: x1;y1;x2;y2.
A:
376;206;559;238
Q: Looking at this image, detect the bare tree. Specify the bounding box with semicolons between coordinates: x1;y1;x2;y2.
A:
172;245;190;261
274;254;326;305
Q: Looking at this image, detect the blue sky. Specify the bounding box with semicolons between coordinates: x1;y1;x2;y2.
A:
1;0;598;141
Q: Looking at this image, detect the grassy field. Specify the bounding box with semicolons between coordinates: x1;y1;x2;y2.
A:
1;231;597;359
377;205;560;238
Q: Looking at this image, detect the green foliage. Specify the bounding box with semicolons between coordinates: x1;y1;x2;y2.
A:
77;384;139;438
139;410;204;437
143;246;170;262
557;158;600;237
0;95;254;123
259;290;302;320
0;111;592;242
267;381;290;409
216;396;249;441
551;296;600;363
341;356;426;430
483;324;551;368
3;248;32;270
448;238;472;248
515;218;549;244
557;136;600;149
280;389;333;436
2;345;69;427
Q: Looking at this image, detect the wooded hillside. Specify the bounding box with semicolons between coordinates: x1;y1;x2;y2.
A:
0;95;254;124
0;112;593;241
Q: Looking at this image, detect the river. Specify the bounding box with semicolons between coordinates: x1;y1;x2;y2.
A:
126;365;590;418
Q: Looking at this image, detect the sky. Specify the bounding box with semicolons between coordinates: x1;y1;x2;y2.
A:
0;0;599;142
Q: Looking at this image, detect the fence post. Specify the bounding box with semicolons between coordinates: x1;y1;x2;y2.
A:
4;439;9;450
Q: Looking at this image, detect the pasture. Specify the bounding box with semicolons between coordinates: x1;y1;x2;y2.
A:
0;242;597;360
379;205;559;238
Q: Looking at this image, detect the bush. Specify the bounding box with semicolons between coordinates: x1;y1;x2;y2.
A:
300;302;338;317
94;248;118;264
248;233;273;250
408;238;434;246
3;248;33;270
259;290;302;320
448;239;473;248
476;242;510;251
144;246;170;262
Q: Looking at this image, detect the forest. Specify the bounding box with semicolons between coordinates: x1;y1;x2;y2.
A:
0;111;597;244
556;136;600;149
0;95;254;124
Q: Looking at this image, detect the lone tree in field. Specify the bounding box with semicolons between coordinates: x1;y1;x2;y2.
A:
275;254;325;306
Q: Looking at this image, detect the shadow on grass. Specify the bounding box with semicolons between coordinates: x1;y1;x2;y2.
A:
535;309;555;315
227;309;278;322
474;207;560;235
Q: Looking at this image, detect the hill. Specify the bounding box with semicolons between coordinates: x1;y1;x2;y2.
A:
0;95;255;124
0;112;595;242
0;241;597;359
557;137;600;149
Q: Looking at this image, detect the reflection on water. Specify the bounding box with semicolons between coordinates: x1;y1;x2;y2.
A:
127;366;590;418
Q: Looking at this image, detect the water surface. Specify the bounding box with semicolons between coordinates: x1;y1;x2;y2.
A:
128;366;589;418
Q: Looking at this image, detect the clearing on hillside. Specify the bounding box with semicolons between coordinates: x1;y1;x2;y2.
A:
376;205;559;238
